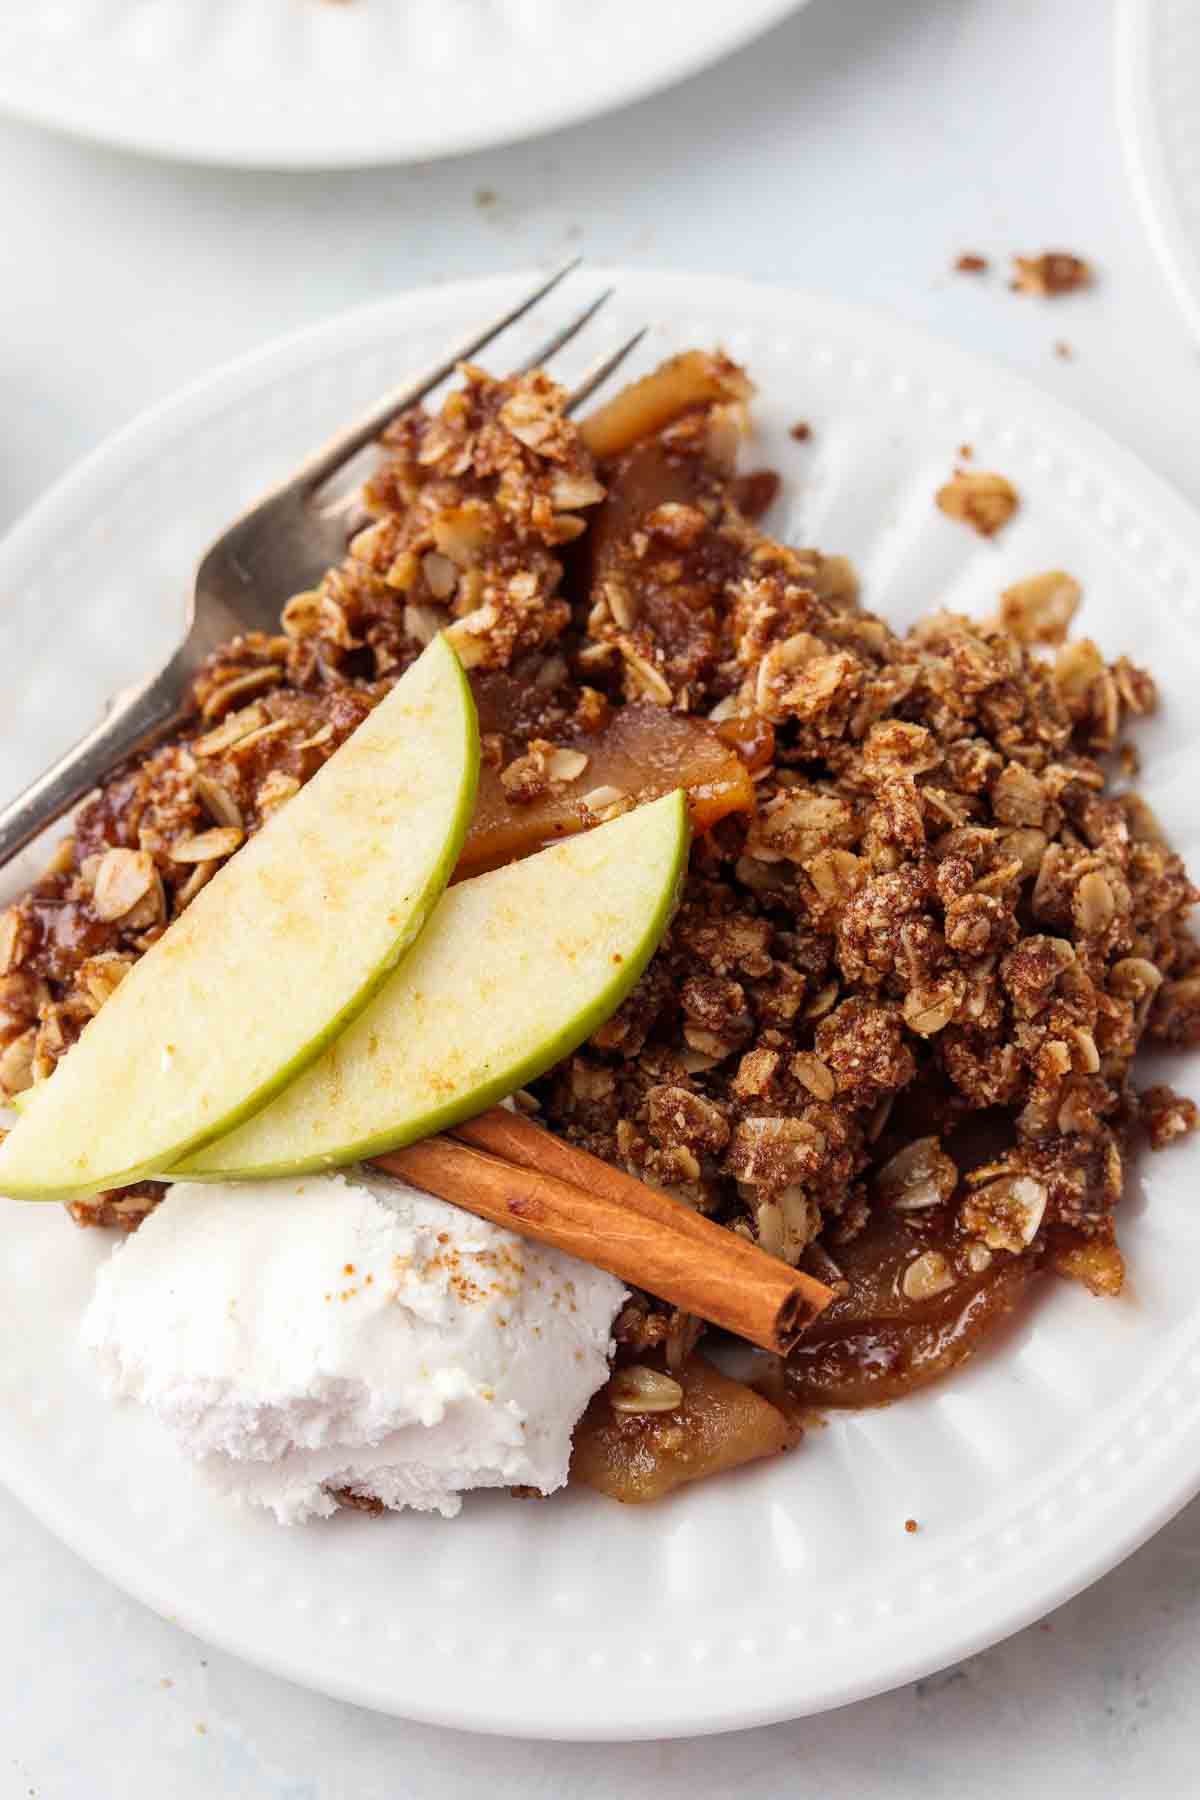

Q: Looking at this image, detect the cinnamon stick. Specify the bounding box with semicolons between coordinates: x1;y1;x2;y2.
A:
376;1115;833;1355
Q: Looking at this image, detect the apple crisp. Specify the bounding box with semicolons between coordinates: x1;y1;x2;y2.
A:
2;350;1197;1499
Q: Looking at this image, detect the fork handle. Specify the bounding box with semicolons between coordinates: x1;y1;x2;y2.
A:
0;653;191;874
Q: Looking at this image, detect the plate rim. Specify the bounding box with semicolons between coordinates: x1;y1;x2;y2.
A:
1115;0;1200;344
5;266;1200;1738
0;0;805;171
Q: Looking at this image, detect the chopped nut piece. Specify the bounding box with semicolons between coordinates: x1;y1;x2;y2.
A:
992;763;1046;827
1140;1085;1198;1151
604;579;639;631
226;719;289;758
1074;869;1115;936
647;1085;729;1154
961;1175;1047;1252
92;849;159;923
41;837;76;879
580;784;630;821
76;952;133;1012
445;606;502;669
281;591;322;637
608;1365;685;1415
199;666;282;722
403;601;444;646
729;1115;826;1189
550;471;606;511
169;827;244;863
1053;637;1104;709
192;703;269;758
0;908;25;976
1110;957;1163;1002
544;748;589;784
0;1027;36;1096
617;640;673;706
936;468;1020;537
421;552;458;599
999;571;1081;646
791;1052;836;1102
902;1250;956;1301
878;1137;958;1211
1053;1237;1124;1296
193;775;243;831
257;771;301;816
175;861;219;908
903;976;964;1037
731;1047;781;1101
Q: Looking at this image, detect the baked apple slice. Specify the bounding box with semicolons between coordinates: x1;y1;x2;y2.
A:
174;790;689;1179
461;702;752;876
572;1353;802;1503
0;635;478;1198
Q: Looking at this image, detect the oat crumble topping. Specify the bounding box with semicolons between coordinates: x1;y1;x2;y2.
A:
5;348;1197;1453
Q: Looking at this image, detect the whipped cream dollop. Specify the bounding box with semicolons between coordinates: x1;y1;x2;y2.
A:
81;1169;626;1523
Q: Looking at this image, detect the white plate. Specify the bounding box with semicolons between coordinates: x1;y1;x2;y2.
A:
3;269;1200;1740
0;0;804;170
1117;0;1200;341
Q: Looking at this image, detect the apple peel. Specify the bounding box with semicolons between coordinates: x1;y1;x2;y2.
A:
174;790;689;1180
0;635;478;1199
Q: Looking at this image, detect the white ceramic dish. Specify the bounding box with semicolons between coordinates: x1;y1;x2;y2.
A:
0;0;805;170
3;269;1200;1740
1117;0;1200;341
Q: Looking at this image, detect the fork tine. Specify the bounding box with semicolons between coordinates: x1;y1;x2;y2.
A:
512;288;614;376
564;327;648;414
293;258;582;495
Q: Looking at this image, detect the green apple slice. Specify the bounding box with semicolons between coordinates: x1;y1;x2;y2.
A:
0;635;478;1200
172;790;689;1181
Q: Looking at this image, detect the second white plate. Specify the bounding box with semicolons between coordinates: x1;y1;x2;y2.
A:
0;0;805;169
1117;0;1200;341
3;269;1200;1738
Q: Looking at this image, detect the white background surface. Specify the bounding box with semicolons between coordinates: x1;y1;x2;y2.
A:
3;0;1200;1792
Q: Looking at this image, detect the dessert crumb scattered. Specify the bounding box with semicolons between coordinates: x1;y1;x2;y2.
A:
1012;252;1092;297
789;421;812;442
958;443;973;460
936;466;1020;537
732;469;781;521
955;253;990;274
1140;1084;1199;1151
1054;340;1074;360
905;1517;919;1534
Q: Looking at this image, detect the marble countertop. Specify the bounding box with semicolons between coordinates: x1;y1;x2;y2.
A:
3;0;1199;1790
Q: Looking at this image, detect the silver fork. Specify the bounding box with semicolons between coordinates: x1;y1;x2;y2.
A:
0;261;645;873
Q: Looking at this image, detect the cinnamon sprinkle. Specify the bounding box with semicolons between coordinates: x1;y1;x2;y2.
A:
377;1113;833;1354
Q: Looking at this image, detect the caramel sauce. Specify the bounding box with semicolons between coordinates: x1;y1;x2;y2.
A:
785;1208;1041;1409
460;699;754;877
